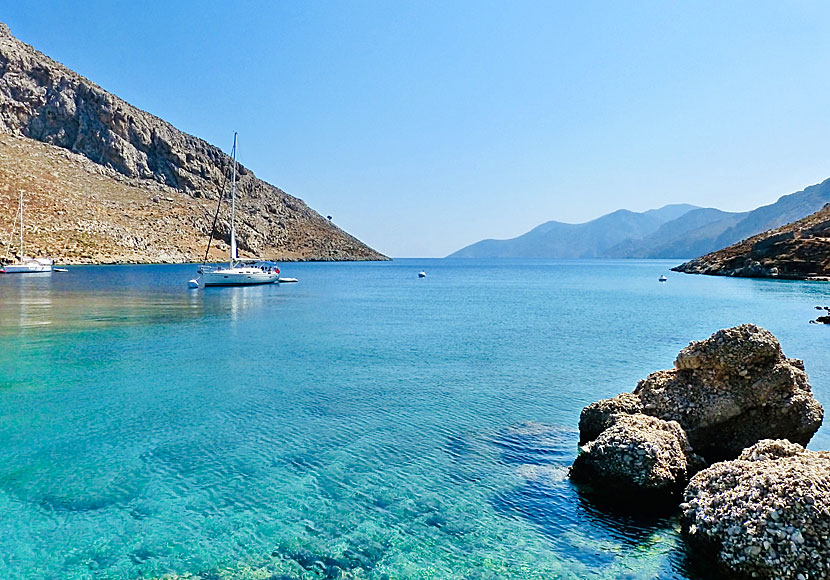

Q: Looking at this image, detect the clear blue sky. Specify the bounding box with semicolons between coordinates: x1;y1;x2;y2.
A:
4;2;830;257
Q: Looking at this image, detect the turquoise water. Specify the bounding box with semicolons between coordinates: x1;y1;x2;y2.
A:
1;259;828;580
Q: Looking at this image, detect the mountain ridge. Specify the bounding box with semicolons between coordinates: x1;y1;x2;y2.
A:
448;204;702;259
449;180;830;260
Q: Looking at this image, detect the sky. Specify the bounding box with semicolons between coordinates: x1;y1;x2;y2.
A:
4;1;830;257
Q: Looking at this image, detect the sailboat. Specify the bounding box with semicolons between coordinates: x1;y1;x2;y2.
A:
190;133;281;288
1;190;54;274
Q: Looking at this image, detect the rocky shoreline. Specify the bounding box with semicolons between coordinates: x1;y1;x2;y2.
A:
571;325;827;580
673;204;830;280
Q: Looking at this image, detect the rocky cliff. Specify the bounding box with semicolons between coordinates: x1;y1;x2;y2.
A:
672;204;830;279
0;22;387;263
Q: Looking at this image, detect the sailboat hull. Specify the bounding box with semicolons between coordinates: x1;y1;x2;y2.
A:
2;259;53;273
201;268;279;286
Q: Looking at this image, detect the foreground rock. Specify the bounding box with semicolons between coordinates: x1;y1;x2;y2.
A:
681;439;830;580
673;203;830;279
571;414;704;501
580;324;823;462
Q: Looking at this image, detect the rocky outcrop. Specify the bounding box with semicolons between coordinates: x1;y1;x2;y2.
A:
0;22;387;263
811;306;830;324
578;392;643;445
572;325;824;507
579;324;823;463
681;439;830;580
571;413;704;501
673;204;830;279
572;326;827;576
636;325;823;461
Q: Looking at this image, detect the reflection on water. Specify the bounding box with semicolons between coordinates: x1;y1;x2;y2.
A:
0;265;295;335
1;260;829;580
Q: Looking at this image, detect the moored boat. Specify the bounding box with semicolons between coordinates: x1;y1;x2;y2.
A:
2;257;54;273
200;259;280;287
189;133;286;288
2;190;54;274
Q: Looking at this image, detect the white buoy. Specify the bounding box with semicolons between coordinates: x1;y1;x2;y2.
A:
188;279;199;288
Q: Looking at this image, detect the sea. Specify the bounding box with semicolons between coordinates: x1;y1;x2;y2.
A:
1;259;829;580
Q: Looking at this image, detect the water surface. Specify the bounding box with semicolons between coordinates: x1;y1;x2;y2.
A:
1;259;828;579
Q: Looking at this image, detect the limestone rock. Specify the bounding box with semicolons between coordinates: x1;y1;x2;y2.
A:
578;392;643;444
634;324;823;461
571;413;704;501
681;440;830;580
673;324;781;374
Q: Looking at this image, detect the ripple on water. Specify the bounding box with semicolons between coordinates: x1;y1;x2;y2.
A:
2;453;147;515
489;422;683;577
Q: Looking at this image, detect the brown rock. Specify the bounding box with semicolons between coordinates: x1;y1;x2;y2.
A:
578;392;643;444
673;203;830;279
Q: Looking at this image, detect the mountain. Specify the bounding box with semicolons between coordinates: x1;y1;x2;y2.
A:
0;22;386;263
448;204;701;259
449;179;830;260
707;178;830;252
672;203;830;279
605;208;748;258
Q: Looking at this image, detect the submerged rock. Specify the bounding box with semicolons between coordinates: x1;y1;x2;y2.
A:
571;413;704;501
681;439;830;580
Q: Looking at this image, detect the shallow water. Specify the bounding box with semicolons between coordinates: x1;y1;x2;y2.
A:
1;259;828;579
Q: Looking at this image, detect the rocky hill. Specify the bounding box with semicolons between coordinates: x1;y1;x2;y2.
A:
672;203;830;279
0;22;386;263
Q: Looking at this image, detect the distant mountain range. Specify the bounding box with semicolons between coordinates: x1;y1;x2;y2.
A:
448;178;830;260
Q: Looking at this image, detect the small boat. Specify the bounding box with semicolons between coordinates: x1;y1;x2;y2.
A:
189;133;284;288
418;271;426;278
658;275;667;282
1;190;53;274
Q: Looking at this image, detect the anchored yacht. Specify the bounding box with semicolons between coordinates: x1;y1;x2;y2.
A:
189;133;281;288
1;190;54;274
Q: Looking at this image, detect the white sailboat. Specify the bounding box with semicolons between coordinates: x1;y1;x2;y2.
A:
191;133;281;288
1;190;53;274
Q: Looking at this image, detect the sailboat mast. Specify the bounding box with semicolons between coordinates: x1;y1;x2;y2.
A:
230;132;238;270
19;189;23;259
